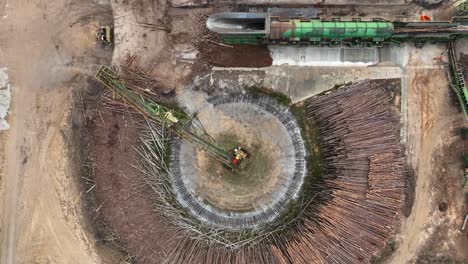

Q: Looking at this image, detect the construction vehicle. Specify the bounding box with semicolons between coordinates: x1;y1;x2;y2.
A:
95;66;250;171
97;26;112;45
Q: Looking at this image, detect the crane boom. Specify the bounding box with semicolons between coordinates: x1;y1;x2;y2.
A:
447;41;468;121
95;66;248;170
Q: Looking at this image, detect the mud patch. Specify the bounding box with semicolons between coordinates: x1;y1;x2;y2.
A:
197;43;272;67
84;102;178;264
415;138;468;262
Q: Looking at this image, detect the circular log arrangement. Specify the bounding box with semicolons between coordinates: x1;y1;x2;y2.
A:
139;79;405;264
169;94;307;229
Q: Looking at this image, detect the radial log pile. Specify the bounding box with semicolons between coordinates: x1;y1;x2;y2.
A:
169;94;307;229
280;79;405;263
143;79;405;264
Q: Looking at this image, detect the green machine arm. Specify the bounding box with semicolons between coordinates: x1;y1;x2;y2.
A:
95;66;235;168
447;41;468;121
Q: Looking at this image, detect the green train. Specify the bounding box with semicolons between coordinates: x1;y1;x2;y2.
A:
270;19;393;41
207;12;468;47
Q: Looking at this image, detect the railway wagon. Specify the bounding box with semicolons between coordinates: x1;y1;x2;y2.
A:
269;19;394;45
207;12;394;46
207;12;468;46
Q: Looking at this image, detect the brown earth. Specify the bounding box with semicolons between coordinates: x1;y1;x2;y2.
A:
416;139;468;263
178;99;298;213
386;44;468;264
0;0;119;263
197;43;273;67
84;104;178;264
76;1;196;264
168;7;273;68
195;132;281;212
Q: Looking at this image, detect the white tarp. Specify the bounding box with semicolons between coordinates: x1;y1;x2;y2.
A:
0;68;11;130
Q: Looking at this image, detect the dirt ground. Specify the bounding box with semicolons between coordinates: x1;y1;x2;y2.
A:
385;44;468;264
197;43;273;67
174;96;302;217
168;8;273;69
0;0;118;263
84;107;178;264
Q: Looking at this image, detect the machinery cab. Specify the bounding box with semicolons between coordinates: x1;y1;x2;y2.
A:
231;146;249;169
97;26;112;45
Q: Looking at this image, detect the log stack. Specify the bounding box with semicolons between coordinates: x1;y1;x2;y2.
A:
161;79;405;264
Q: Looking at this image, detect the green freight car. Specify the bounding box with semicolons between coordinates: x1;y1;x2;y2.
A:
207;12;468;46
270;18;393;45
207;13;394;46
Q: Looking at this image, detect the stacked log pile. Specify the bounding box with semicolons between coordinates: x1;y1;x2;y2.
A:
159;79;405;264
278;79;405;263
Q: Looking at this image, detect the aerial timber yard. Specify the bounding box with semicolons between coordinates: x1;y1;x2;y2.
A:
2;1;468;264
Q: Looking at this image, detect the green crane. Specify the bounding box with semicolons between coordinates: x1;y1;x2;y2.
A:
95;65;249;171
447;41;468;121
459;1;468;16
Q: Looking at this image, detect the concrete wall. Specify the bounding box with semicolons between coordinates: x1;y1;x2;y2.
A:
171;0;408;7
195;65;402;103
209;0;407;5
269;46;379;66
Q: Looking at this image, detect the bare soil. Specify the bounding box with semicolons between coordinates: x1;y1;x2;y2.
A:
179;101;297;213
85;105;178;264
386;44;468;264
168;7;273;68
197;43;273;67
75;1;197;263
195;133;280;212
416;139;468;263
0;0;119;263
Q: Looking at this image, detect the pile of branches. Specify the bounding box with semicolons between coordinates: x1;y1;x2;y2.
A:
100;56;176;115
192;11;224;47
120;55;175;102
139;79;405;264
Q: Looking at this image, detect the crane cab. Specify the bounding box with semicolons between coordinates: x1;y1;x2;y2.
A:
231;146;249;169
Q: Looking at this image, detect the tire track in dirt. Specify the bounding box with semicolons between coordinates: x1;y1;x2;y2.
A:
388;45;464;264
0;0;114;263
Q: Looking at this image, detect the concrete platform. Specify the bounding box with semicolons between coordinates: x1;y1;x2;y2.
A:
209;0;406;5
198;66;402;102
269;46;379;66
